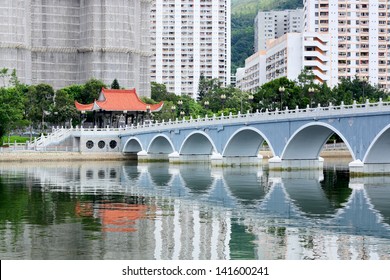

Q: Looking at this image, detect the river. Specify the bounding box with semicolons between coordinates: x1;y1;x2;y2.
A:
0;160;389;260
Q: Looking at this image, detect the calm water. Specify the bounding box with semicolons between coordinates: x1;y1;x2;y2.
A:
0;160;390;260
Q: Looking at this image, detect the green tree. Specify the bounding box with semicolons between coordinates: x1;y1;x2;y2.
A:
255;77;301;111
151;82;178;102
0;68;9;87
176;95;203;119
59;84;83;101
49;88;80;127
9;69;21;88
332;77;387;105
197;74;221;102
77;78;106;104
111;78;120;89
151;100;176;122
0;87;25;144
25;84;55;132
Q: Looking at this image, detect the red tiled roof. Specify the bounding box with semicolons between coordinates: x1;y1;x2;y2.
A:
74;101;94;111
74;88;164;112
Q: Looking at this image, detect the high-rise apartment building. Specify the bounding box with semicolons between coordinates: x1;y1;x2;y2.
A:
303;0;390;89
236;51;266;93
150;0;231;98
0;0;152;96
254;9;303;52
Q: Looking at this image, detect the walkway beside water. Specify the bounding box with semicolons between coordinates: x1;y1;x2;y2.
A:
0;151;131;162
0;149;350;163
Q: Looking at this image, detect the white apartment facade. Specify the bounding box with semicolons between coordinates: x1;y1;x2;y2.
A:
265;33;302;82
303;0;390;89
237;32;330;91
235;51;266;92
151;0;231;98
254;9;303;52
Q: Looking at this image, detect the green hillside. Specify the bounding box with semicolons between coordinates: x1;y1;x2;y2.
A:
231;0;303;74
232;0;302;15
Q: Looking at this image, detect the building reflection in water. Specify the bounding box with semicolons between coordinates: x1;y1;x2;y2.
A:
0;162;390;260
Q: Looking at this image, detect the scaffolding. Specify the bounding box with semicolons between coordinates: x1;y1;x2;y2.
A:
0;0;152;96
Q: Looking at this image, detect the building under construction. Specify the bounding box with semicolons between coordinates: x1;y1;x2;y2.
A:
0;0;152;96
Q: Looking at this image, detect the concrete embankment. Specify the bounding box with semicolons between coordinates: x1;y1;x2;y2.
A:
259;150;352;160
0;150;352;163
0;151;133;162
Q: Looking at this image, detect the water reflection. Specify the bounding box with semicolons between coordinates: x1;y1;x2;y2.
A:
0;162;390;260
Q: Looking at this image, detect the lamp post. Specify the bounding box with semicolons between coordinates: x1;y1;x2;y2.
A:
248;94;254;112
171;105;176;119
308;87;315;108
180;110;185;119
361;76;368;102
145;105;151;123
204;100;209;109
177;100;183;110
221;94;226;110
54;111;58;128
279;86;285;110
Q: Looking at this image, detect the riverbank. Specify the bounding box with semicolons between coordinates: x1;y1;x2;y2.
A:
0;151;131;162
0;150;352;162
259;150;352;160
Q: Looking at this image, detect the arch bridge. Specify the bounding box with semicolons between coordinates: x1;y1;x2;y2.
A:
120;100;390;174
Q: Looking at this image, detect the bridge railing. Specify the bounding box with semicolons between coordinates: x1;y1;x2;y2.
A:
120;99;390;133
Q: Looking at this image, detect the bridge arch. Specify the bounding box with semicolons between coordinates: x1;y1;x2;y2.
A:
222;127;275;157
179;131;217;155
363;124;390;163
122;137;143;153
147;134;175;154
282;122;355;160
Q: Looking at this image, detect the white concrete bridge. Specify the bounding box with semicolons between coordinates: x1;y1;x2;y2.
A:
22;99;390;174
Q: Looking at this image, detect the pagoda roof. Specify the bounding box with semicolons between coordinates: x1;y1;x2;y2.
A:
75;88;164;112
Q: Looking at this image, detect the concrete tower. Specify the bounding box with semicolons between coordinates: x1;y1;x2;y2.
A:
0;0;152;96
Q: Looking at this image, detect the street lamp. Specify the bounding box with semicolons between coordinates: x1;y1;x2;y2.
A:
178;100;183;109
221;94;226;110
180;110;185;119
279;86;285;109
171;105;176;120
145;105;151;123
204;100;209;110
248;94;254;112
308;87;315;108
361;76;368;102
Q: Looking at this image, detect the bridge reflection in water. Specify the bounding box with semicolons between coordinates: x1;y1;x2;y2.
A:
0;162;390;260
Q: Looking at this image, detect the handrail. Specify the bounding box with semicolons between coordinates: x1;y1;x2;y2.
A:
117;99;390;134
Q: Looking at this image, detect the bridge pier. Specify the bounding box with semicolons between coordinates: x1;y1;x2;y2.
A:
349;160;390;175
137;150;169;162
168;151;210;164
269;156;324;170
218;155;263;167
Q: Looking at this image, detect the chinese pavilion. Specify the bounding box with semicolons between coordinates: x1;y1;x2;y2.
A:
75;88;163;128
